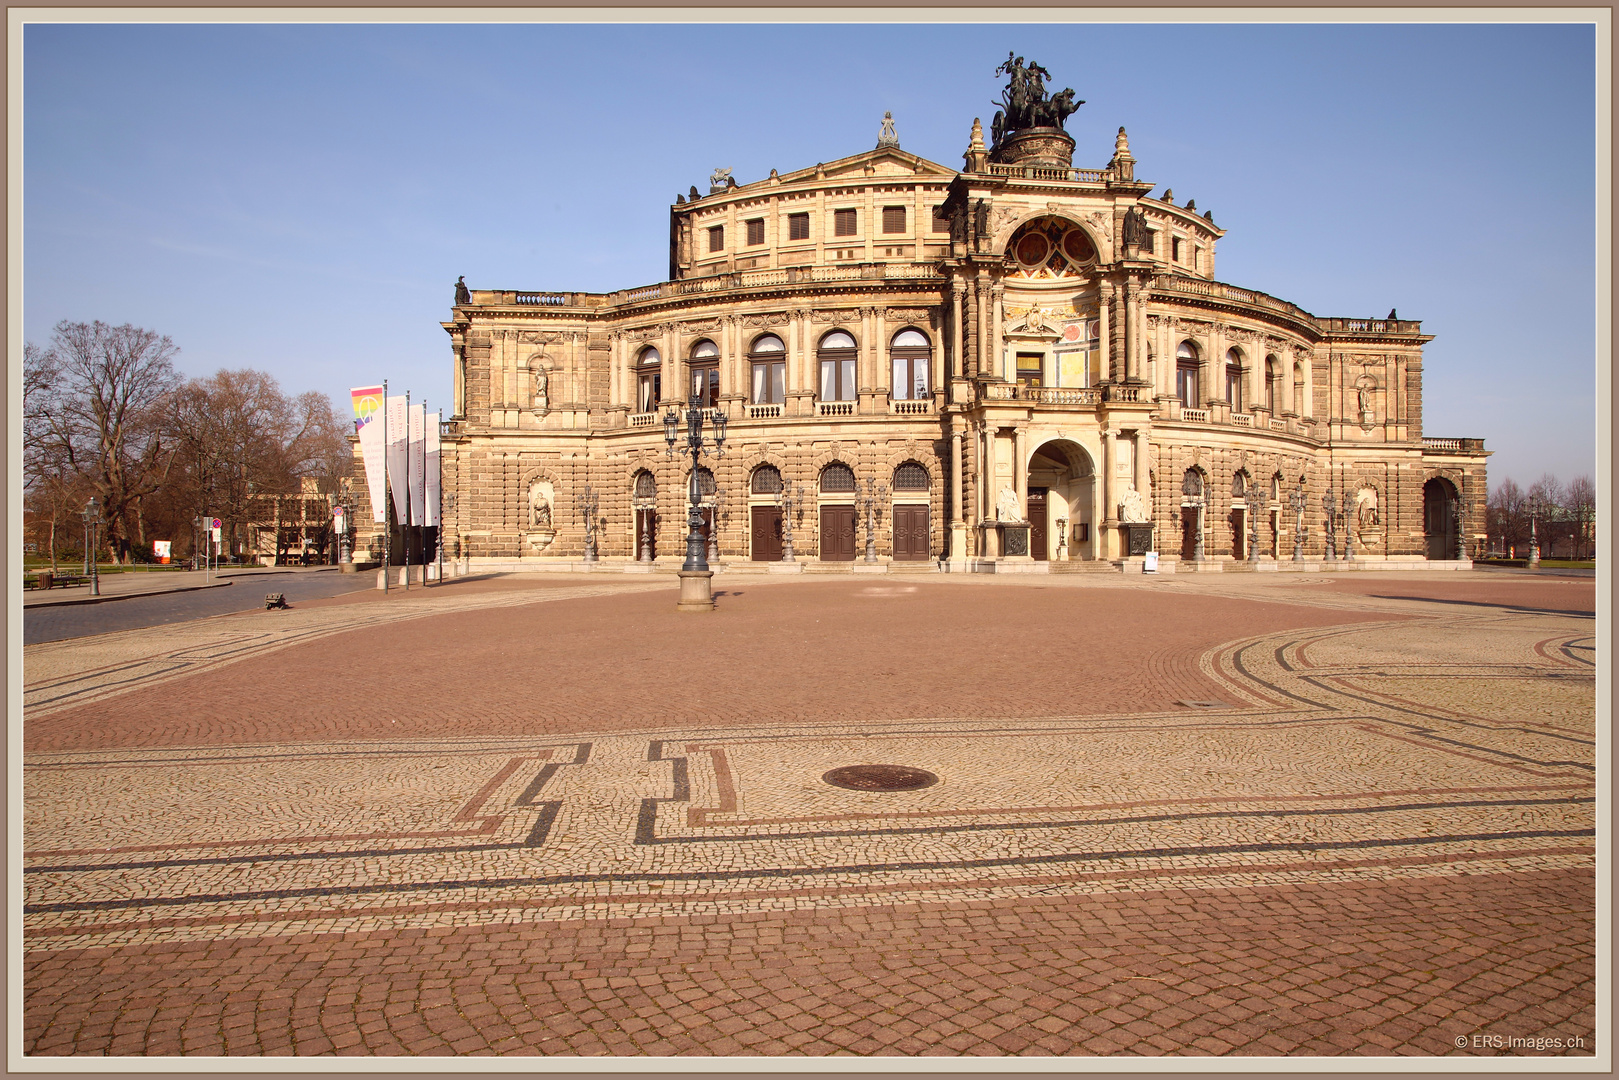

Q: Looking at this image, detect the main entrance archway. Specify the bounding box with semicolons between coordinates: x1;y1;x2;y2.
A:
1424;478;1460;560
1027;440;1096;560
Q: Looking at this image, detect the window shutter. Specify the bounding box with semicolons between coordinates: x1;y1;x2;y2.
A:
882;206;905;234
709;226;725;252
930;204;950;233
746;218;764;246
788;213;809;241
834;208;857;237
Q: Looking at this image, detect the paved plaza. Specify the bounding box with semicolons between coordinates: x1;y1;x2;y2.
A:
20;569;1597;1060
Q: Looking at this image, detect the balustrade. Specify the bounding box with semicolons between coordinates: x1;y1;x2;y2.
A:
1180;407;1210;423
746;403;783;419
892;399;932;415
817;401;855;417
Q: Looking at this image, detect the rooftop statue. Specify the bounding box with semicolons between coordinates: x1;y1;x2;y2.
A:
991;52;1083;143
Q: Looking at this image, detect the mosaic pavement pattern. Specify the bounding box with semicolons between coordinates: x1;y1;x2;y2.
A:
21;575;1597;1058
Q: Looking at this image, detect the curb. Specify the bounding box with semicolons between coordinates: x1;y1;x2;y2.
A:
24;580;236;609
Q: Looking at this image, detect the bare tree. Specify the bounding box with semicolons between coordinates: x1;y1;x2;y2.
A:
1565;475;1596;559
1487;477;1529;557
37;321;180;563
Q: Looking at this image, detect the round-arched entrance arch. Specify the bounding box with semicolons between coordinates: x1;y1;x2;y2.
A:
1424;477;1460;560
1027;440;1096;560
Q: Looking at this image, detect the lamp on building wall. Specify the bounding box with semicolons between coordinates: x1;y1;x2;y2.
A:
81;497;103;596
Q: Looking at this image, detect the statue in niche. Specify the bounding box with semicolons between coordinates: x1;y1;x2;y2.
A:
532;366;549;414
996;485;1023;522
1355;487;1380;547
1119;485;1147;524
529;484;553;530
1355;372;1378;428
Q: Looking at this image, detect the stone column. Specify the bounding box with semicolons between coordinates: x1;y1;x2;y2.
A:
951;280;966;379
951;426;964;525
1098;278;1114;383
991;283;1005;382
452;342;466;418
1133;429;1148;501
1101;430;1117;557
1013;426;1028;520
787;310;802;395
979;422;992;524
973;275;987;379
1123;281;1139;383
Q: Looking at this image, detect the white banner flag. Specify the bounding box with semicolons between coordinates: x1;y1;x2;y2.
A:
385;395;410;523
425;411;441;528
350;385;388;523
408;404;427;525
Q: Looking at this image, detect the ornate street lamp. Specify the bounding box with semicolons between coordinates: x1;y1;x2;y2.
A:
1289;481;1306;562
1321;492;1337;562
578;485;600;563
780;482;804;562
860;477;890;563
664;395;726;609
709;486;726;565
81;497;103;596
1527;496;1542;566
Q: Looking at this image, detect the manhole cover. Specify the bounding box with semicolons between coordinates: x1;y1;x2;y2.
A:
822;765;939;791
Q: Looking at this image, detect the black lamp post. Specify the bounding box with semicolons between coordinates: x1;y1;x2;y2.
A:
1527;496;1543;566
1289;482;1306;562
664;395;726;608
1321;492;1337;562
578;485;600;563
81;497;103;596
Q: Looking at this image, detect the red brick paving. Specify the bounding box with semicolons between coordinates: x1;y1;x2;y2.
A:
26;580;1403;753
25;869;1593;1057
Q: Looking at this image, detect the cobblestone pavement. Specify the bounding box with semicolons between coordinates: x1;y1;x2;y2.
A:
21;572;1597;1060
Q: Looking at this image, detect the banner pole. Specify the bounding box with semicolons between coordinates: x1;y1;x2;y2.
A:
404;390;412;591
382;379;390;593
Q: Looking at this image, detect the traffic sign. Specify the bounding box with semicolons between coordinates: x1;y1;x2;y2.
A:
211;517;222;530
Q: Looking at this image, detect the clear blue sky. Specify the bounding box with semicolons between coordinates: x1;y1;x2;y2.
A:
22;19;1599;489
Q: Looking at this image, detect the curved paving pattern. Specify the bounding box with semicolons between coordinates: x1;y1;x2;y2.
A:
21;572;1597;1059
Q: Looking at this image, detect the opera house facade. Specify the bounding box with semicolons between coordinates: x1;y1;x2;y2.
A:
384;62;1488;573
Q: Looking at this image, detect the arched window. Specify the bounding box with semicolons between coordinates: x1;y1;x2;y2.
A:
749;335;785;405
893;461;930;491
890;329;931;400
1176;341;1200;408
818;330;857;402
636;346;662;414
820;462;856;494
1264;356;1278;412
1271;473;1282;503
751;464;783;495
633;470;656;502
1225;347;1244;410
689;339;719;408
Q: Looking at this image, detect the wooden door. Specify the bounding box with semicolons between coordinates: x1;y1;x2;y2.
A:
820;506;857;561
1028;488;1048;561
750;505;782;561
892;505;929;561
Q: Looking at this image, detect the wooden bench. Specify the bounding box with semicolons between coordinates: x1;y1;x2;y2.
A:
264;593;290;610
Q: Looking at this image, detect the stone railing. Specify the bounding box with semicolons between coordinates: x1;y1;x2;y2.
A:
746;403;783;419
985;162;1111;183
629;412;657;428
1180;407;1210;423
892;399;932;414
1150;275;1313;324
514;292;570;306
1422;437;1487;453
1102;385;1145;403
980;383;1100;405
1231;412;1253;427
1269;418;1289;431
1320;317;1424;335
816;401;855;417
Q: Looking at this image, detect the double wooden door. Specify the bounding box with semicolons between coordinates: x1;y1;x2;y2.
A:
892;504;929;561
1028;488;1049;561
750;505;783;561
820;506;857;561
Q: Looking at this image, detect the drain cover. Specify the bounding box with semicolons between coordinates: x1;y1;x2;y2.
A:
822;765;939;791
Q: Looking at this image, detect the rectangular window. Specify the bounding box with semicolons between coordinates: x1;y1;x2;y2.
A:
708;226;724;253
745;218;764;246
1016;353;1044;389
752;361;785;404
1171;236;1182;263
892;355;930;399
691;365;719;407
882;206;906;234
930;203;950;233
834;208;857;237
1225;368;1242;409
638;372;661;414
819;358;856;401
1177;364;1199;408
788;212;810;241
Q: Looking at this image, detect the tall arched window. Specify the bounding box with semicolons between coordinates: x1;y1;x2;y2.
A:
633;471;656;502
818;331;857;402
636;347;662;414
820;462;856;493
749;335;785;405
890;329;931;400
1176;341;1200;408
1264;356;1278;412
1225;347;1244;410
751;464;783;494
1292;361;1304;414
689;340;719;407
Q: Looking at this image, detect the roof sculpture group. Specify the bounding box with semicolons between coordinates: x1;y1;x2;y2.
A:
990;52;1083;146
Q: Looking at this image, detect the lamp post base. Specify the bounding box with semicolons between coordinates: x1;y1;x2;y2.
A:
676;569;716;612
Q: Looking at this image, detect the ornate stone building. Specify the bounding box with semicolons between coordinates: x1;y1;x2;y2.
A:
402;60;1488;572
